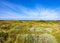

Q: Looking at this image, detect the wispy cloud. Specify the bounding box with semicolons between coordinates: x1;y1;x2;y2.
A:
0;1;60;20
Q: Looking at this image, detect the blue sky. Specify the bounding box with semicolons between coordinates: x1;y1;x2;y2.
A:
0;0;60;20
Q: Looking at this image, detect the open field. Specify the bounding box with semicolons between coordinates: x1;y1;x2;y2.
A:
0;20;60;43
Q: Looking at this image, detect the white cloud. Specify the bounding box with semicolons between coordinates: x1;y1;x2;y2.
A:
0;1;60;20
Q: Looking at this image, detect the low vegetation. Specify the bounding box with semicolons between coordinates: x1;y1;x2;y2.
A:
0;20;60;43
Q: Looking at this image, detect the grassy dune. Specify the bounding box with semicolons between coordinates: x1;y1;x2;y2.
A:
0;20;60;43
